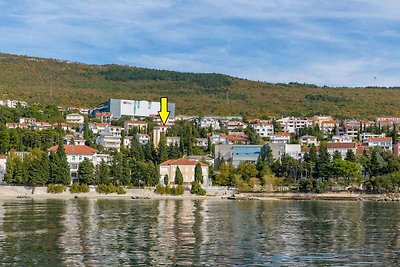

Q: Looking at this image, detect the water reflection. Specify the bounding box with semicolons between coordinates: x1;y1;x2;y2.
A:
0;199;399;266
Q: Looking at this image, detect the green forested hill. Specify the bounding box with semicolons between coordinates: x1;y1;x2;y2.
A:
0;53;399;119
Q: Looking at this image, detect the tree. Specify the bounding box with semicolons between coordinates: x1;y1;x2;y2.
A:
316;143;331;179
56;142;71;185
194;163;204;183
238;162;258;182
78;158;95;184
345;149;357;162
163;174;169;186
96;160;111;184
332;150;342;161
157;134;169;163
214;162;236;186
174;166;184;185
129;139;145;161
0;125;10;154
29;152;49;186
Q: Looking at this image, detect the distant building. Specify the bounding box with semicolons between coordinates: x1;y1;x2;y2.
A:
252;120;274;137
331;135;353;143
124;120;148;133
327;142;357;158
269;132;291;144
135;134;150;146
227;133;251;145
195;138;209;148
214;144;265;169
96;133;121;151
95;112;113;123
167;137;180;146
159;159;209;186
153;126;169;147
0;99;27;108
359;133;386;143
91;99;176;119
268;143;302;160
277;117;311;133
366;137;393;151
299;135;319;146
66;113;84;124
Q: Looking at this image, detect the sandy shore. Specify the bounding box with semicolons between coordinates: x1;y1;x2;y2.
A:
0;186;397;201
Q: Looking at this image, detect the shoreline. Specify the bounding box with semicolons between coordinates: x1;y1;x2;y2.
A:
0;186;398;201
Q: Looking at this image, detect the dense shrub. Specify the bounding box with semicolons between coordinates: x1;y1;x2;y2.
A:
97;184;126;194
299;178;328;193
47;184;66;194
190;182;206;195
154;185;184;195
70;183;90;193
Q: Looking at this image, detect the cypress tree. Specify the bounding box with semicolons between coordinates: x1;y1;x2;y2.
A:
345;149;357;162
56;142;71;185
157;134;169;163
96;159;111;184
129;139;145;161
78;158;95;184
194;162;204;183
174;166;184;185
164;174;169;185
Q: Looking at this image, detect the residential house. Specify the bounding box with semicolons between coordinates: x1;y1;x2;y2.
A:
366;137;393;151
195;138;209;148
49;145;109;182
6;123;28;129
269;132;291;144
268;143;302;160
327;142;357;158
252;121;274;137
123;136;133;147
214;144;265;168
167;136;180;146
66;113;84;124
95;112;113;123
277;117;311;133
321;120;337;134
359;133;386;143
0;99;27;108
226;120;247;132
153;125;169;147
331;135;353;143
208;133;228;145
96;133;121;151
228;133;251;145
135;134;150;146
124;120;148;133
19;117;36;124
159;159;209;186
299;135;319;146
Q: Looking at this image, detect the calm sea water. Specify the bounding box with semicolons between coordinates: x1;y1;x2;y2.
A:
0;199;399;266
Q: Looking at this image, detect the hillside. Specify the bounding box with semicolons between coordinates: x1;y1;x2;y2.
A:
0;53;399;119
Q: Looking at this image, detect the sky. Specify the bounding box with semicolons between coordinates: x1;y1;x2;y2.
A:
0;0;400;87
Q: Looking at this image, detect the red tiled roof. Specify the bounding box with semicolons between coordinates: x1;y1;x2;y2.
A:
49;145;96;155
228;134;250;142
272;132;291;136
160;159;208;166
368;137;392;142
327;142;357;149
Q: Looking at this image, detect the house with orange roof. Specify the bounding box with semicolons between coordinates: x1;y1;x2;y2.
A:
159;158;209;186
95;112;113;123
227;133;250;145
366;137;393;151
49;145;109;182
327;142;357;158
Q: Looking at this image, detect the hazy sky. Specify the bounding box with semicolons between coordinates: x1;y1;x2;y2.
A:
0;0;399;86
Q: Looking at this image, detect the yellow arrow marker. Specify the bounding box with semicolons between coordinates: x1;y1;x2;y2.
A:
158;97;170;124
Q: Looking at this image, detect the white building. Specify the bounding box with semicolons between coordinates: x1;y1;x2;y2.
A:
269;133;291;144
277;117;311;133
135;134;150;146
49;145;109;182
96;133;121;151
167;137;180;146
153;126;169;147
331;135;353;143
268;143;302;160
252;122;274;138
367;137;393;151
327;142;357;158
359;133;385;143
195;138;209;148
124;120;148;133
300;135;319;146
0;99;27;108
66;113;84;124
